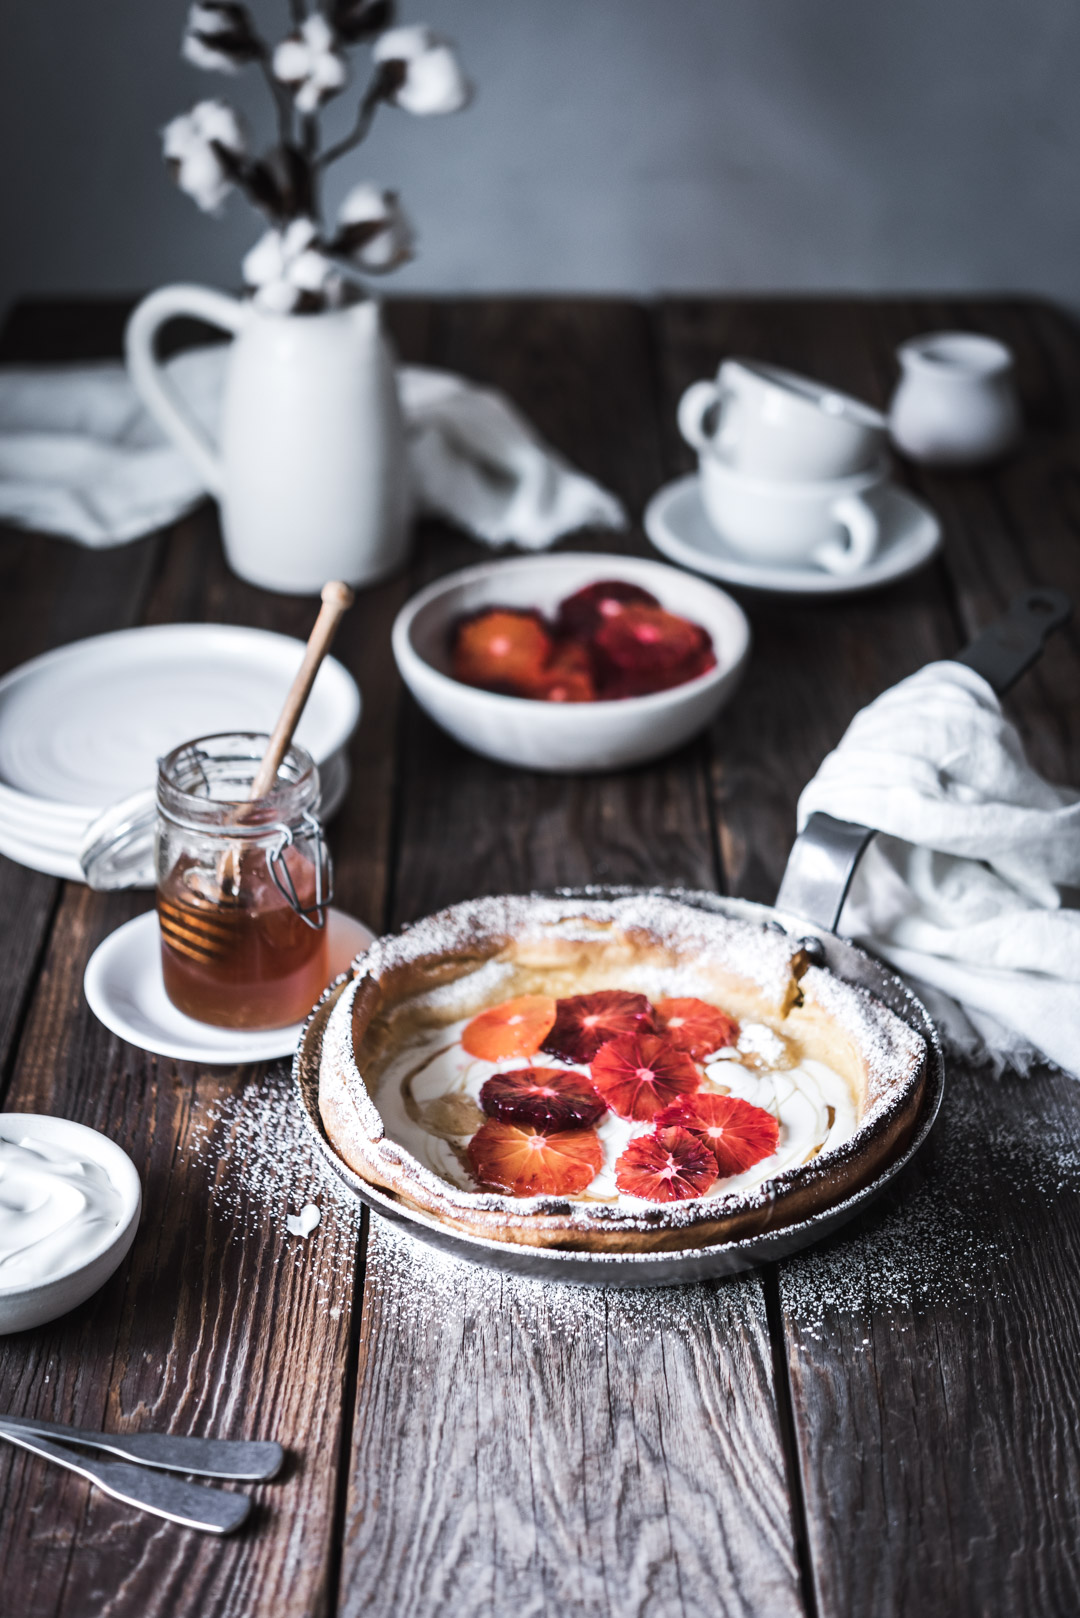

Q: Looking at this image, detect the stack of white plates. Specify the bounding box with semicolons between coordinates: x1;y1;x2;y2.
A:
0;624;360;884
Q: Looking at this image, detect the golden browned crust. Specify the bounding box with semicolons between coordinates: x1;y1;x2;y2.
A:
317;894;927;1253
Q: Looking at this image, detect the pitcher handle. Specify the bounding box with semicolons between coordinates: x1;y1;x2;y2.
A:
125;284;248;496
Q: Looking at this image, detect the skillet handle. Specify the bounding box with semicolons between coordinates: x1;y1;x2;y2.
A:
954;586;1071;693
774;586;1073;934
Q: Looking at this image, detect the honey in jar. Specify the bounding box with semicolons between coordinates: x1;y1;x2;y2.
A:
155;733;331;1030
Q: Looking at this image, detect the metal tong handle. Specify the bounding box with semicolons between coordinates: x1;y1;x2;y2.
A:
0;1424;250;1535
0;1414;282;1480
775;587;1073;933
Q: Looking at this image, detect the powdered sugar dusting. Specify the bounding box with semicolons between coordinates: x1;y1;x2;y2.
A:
363;1209;769;1344
782;1063;1080;1337
183;1062;362;1308
353;892;804;1009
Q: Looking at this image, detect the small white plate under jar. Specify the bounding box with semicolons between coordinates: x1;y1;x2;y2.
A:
644;474;941;596
84;908;374;1064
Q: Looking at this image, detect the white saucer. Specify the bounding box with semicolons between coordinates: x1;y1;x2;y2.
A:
644;475;941;595
84;908;374;1064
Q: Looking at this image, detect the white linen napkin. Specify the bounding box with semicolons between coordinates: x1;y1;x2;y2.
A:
797;661;1080;1076
0;345;625;551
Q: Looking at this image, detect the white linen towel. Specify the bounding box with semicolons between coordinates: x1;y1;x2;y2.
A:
797;661;1080;1076
0;345;625;551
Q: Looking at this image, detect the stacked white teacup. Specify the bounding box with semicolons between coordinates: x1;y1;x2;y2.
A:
678;360;890;577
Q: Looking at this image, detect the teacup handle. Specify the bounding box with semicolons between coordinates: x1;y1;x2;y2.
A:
125;283;249;496
813;492;880;575
677;380;723;454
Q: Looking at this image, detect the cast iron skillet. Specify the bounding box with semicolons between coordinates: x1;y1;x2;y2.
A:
294;589;1071;1285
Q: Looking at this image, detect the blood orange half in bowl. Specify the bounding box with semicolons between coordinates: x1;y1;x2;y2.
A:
391;553;751;772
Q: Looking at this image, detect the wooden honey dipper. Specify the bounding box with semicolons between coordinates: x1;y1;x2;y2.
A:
158;582;354;966
246;581;355;805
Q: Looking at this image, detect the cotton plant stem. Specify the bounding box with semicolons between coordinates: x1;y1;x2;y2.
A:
219;581;354;894
316;67;396;169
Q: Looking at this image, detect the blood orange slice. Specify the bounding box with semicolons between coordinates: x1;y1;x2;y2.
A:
655;997;738;1060
541;989;656;1064
594;605;709;674
467;1119;602;1197
614;1126;717;1202
524;639;596;703
655;1093;779;1178
479;1066;606;1130
590;1033;700;1121
556;580;659;640
461;995;556;1061
597;647;717;700
452;609;552;694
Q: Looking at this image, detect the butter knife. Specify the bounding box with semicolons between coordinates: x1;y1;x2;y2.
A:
0;1414;282;1480
0;1423;251;1534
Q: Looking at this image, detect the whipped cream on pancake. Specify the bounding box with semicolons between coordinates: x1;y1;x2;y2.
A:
372;1014;857;1208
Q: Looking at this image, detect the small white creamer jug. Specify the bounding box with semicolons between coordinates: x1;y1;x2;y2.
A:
126;286;412;594
888;332;1022;468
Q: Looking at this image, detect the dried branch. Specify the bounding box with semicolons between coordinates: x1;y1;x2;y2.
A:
315;59;404;169
258;55;295;150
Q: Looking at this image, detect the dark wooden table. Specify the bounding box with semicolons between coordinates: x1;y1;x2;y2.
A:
0;294;1077;1618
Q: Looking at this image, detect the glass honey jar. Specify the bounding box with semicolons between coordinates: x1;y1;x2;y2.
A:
155;732;331;1030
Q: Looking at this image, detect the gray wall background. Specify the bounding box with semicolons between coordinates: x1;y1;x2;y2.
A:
1;0;1078;318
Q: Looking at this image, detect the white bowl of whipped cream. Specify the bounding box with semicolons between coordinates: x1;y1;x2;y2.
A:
0;1115;142;1335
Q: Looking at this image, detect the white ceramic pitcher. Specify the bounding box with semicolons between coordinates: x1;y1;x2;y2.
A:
125;287;412;594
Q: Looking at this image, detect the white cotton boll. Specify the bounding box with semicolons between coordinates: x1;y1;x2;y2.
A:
272;36;310;83
162;101;245;213
242;227;286;288
273;14;348;112
281;216;319;257
195;98;245;154
303;12;335;55
373;25;470;116
362;205;412;269
182;3;238;72
181;146;231;212
183;33;239;73
244;218;331;313
290;247;334;293
396;42;470;115
338;182;389;226
357;226;405;270
253;279;301;314
335;185;413;270
182;2;260;73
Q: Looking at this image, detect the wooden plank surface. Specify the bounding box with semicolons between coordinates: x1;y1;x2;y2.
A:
0;294;1076;1618
338;300;806;1618
0;299;432;1618
653;295;1080;1618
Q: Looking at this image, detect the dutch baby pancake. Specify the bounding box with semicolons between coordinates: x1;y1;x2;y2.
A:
317;893;927;1253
